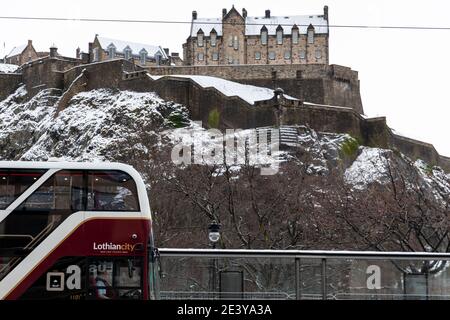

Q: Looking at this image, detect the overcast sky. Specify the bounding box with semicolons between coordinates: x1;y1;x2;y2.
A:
1;0;449;157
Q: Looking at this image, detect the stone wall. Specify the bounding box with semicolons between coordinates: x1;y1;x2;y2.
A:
120;75;276;129
391;134;450;172
64;59;139;91
146;64;363;114
20;57;81;96
120;74;449;171
0;73;22;101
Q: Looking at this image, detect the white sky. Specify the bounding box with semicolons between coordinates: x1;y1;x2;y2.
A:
1;0;449;156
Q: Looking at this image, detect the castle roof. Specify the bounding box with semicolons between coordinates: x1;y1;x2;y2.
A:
6;44;27;58
97;36;168;60
190;14;328;37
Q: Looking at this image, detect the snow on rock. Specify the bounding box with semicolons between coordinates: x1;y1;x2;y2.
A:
0;86;60;159
149;74;297;105
165;122;287;174
0;63;19;73
0;87;188;162
344;147;391;190
414;160;450;204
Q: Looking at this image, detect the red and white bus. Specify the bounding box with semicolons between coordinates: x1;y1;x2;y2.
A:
0;161;160;300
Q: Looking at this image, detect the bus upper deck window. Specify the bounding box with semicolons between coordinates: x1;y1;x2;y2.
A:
87;171;140;212
0;170;46;210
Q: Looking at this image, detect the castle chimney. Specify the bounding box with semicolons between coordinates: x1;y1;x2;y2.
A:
242;8;247;18
324;6;329;21
192;11;197;20
76;47;81;59
50;44;58;58
265;10;271;18
222;8;227;18
27;40;32;47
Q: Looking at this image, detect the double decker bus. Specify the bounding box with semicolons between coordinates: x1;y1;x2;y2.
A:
0;161;159;300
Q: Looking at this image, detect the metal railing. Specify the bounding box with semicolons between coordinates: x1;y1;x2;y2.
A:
158;249;450;300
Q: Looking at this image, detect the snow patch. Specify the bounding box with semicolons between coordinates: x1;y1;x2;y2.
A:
0;63;19;73
344;147;391;190
149;74;297;105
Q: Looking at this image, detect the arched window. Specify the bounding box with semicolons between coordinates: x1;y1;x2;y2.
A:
233;36;239;50
276;26;283;45
261;26;268;45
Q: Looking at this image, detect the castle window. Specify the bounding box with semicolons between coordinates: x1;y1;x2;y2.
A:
308;29;315;44
276;27;284;45
198;53;204;61
211;32;217;47
299;50;306;59
108;44;116;59
93;48;99;62
139;49;148;65
255;52;261;60
124;47;132;60
228;36;233;47
233;36;239;50
198;33;204;47
284;51;291;60
315;49;322;59
228;57;233;64
292;28;299;44
155;53;162;66
269;51;276;60
261;29;268;45
212;52;219;61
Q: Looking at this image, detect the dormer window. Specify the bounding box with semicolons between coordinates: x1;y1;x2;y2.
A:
210;30;217;47
261;26;268;45
197;30;204;47
276;26;283;45
107;44;116;59
139;49;148;65
292;26;299;44
308;25;315;44
124;46;132;60
155;52;162;66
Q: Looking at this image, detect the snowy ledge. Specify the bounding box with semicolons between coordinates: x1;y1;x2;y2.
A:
0;63;19;74
148;74;298;105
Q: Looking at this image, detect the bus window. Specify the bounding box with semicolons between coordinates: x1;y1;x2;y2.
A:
18;171;84;211
88;258;142;300
87;171;139;212
0;171;84;252
0;170;45;209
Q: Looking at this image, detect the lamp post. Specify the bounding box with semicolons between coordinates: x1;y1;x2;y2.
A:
208;221;221;297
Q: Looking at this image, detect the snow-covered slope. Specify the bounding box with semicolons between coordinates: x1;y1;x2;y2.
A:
0;86;188;161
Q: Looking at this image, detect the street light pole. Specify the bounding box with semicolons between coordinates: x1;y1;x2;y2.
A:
208;221;221;299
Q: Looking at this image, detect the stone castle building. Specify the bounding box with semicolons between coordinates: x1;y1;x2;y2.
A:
5;40;39;65
183;6;329;66
86;35;170;67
